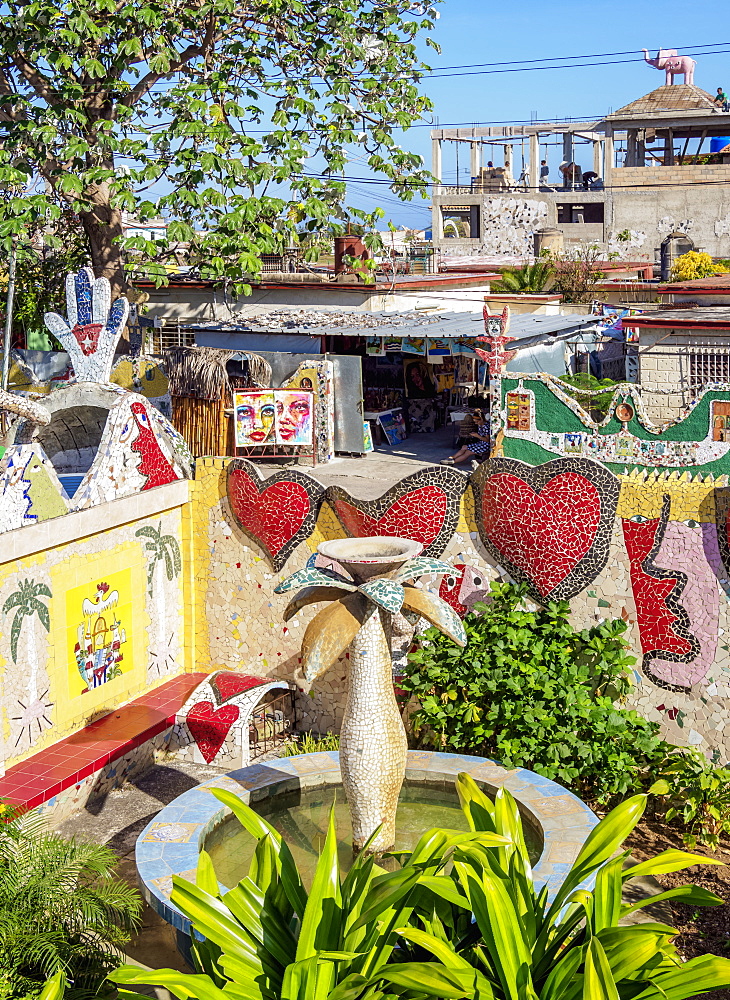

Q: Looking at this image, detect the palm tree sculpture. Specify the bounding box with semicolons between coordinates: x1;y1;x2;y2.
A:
275;537;466;853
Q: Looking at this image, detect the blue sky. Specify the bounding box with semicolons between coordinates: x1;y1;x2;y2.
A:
352;1;730;229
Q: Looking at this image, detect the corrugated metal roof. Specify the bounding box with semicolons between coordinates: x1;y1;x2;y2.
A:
185;308;599;341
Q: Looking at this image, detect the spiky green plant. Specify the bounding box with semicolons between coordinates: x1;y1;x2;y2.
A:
112;779;730;1000
0;809;141;998
491;261;554;294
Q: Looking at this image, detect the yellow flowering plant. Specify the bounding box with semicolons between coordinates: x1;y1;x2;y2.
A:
670;251;728;281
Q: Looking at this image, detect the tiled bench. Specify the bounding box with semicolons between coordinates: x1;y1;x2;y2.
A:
0;672;208;816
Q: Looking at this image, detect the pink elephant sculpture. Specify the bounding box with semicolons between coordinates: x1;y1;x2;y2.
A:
642;48;696;86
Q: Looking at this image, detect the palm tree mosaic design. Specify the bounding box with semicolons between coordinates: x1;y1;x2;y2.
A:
275;539;466;852
2;579;53;747
136;521;182;679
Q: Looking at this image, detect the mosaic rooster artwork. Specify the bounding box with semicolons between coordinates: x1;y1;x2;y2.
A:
275;537;466;853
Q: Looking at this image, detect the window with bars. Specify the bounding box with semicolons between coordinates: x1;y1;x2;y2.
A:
689;351;730;390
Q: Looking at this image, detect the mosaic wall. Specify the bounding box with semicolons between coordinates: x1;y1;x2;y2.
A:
6;438;730;786
0;386;192;532
498;373;730;476
0;497;189;774
192;455;730;763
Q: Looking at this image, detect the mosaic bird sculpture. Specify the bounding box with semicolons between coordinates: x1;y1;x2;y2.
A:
275;541;466;853
44;268;129;383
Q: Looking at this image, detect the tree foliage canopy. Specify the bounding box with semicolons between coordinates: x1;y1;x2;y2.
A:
0;0;438;297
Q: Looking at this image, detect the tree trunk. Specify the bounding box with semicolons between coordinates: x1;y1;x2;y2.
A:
79;183;127;300
79;182;130;349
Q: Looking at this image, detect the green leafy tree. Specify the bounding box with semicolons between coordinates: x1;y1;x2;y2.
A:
112;778;730;1000
0;210;89;346
491;260;554;293
0;0;437;299
558;373;620;419
545;244;607;303
0;808;141;998
400;582;669;802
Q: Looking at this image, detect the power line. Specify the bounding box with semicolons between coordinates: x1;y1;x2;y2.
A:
7;41;730;94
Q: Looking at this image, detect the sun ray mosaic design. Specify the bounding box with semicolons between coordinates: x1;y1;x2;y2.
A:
64;568;133;697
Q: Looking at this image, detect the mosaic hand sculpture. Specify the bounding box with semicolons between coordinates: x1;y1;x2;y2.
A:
44;268;130;383
275;538;466;853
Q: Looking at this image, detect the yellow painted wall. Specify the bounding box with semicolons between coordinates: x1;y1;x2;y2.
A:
0;497;188;770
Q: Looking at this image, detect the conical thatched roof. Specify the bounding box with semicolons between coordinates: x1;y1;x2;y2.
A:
163;346;235;400
162;345;272;399
609;84;718;119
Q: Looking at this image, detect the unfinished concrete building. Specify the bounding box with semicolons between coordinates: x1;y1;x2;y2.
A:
432;80;730;260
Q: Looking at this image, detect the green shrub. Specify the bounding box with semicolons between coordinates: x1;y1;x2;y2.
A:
558;373;620;418
656;748;730;850
279;731;340;756
0;810;141;998
112;778;730;1000
401;581;669;802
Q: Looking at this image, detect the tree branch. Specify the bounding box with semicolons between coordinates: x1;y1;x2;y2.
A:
11;49;63;107
120;13;218;110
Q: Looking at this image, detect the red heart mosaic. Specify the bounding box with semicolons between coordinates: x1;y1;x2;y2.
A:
212;672;267;703
471;457;619;602
186;700;240;763
327;467;467;558
227;459;325;571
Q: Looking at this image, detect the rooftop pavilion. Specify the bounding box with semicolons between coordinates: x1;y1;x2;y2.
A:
431;71;730;258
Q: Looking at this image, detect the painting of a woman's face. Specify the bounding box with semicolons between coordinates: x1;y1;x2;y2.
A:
235;392;275;445
276;391;312;443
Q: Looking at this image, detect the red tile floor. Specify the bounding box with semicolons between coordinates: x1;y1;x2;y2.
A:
0;673;208;812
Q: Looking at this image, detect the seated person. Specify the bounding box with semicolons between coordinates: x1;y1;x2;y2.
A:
442;408;490;466
715;87;729;111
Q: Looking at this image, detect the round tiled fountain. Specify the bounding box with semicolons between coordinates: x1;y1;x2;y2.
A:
136;749;598;938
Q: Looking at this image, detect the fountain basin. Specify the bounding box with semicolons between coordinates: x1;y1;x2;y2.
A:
136;750;598;938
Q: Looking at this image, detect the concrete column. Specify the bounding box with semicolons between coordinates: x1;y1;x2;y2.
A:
664;130;674;166
470;141;479;184
604;128;614;185
504;143;513;178
529;133;539;191
563;132;574;162
627;129;638;167
593;139;602;176
637;138;646;167
431;136;442;193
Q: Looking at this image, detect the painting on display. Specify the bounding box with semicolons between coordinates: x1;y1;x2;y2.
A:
67;569;131;696
234;390;314;447
378;410;407;445
275;390;313;445
403;359;436;399
235;391;275;447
